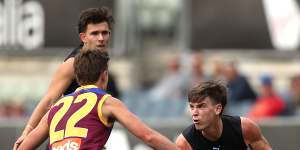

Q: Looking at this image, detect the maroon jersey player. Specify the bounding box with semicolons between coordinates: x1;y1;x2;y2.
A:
18;50;178;150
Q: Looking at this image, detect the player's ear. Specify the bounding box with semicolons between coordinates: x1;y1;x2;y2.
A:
101;70;108;82
215;104;222;115
105;70;108;78
79;32;86;43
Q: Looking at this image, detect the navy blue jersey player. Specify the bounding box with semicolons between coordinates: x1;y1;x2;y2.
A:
176;80;272;150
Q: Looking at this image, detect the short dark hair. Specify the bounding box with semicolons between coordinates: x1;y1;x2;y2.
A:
78;7;114;33
74;50;110;85
188;80;227;114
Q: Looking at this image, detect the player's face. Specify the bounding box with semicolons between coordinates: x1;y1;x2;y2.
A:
189;97;221;130
80;22;111;52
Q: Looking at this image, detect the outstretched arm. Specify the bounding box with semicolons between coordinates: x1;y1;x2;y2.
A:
175;134;193;150
102;96;179;150
18;113;49;150
14;58;75;150
241;117;272;150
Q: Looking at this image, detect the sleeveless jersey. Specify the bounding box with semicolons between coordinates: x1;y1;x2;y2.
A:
182;115;247;150
63;46;81;95
48;85;113;150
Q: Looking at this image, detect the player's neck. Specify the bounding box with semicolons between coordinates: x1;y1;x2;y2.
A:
95;81;106;90
202;117;223;141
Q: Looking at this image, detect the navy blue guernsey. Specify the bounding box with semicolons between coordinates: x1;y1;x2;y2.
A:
63;46;81;95
182;115;247;150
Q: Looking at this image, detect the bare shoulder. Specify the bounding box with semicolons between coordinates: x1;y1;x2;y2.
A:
49;57;75;80
103;96;122;107
241;117;272;149
42;56;75;104
241;117;261;144
241;117;260;134
59;57;75;75
175;134;192;150
101;96;124;117
47;57;75;93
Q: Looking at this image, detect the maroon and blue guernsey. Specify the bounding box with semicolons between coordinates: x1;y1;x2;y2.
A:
48;85;113;150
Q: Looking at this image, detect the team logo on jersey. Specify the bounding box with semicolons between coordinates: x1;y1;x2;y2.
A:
51;137;81;150
212;145;220;150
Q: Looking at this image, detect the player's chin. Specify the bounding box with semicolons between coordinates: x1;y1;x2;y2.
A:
194;124;204;130
194;122;205;130
95;46;107;52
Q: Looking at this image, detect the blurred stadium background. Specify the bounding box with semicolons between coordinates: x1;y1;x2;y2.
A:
1;0;300;149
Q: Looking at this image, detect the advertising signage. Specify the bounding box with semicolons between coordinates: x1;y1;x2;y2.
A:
0;0;114;51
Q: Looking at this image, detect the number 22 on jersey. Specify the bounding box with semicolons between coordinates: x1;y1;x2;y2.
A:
49;92;98;144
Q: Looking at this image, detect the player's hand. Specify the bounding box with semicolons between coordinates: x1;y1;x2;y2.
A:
13;134;27;150
13;124;34;150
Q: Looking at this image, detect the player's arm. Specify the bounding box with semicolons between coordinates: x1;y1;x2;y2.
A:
175;134;193;150
18;113;49;150
241;117;272;150
13;58;75;150
24;58;75;134
101;96;179;150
